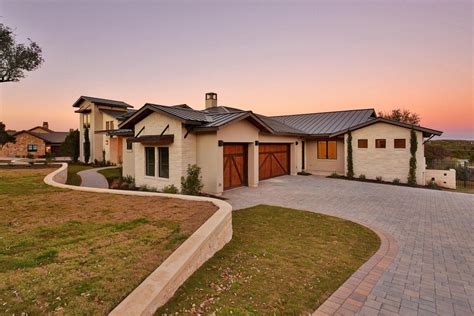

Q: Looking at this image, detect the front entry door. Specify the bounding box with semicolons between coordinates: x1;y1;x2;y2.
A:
223;144;248;190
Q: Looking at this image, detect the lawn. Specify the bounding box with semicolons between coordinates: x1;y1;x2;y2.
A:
98;167;122;186
66;163;94;186
0;168;217;315
157;205;380;315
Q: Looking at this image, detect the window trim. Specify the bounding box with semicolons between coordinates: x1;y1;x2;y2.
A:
317;140;337;160
375;139;386;149
158;147;170;179
357;139;368;149
394;138;406;149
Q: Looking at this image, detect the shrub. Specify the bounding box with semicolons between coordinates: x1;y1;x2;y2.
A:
427;179;439;189
181;164;204;195
83;127;90;163
392;178;400;185
163;184;179;194
330;172;339;178
347;131;354;178
297;171;312;176
376;176;383;182
359;174;366;180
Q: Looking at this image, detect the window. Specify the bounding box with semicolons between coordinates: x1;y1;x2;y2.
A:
145;147;155;176
375;139;386;148
158;147;169;178
394;139;406;149
317;141;337;159
126;140;133;151
105;121;114;130
83;114;91;128
106;121;110;130
27;144;38;152
358;139;368;148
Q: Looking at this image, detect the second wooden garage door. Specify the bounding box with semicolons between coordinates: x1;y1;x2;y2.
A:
259;143;290;180
223;144;248;190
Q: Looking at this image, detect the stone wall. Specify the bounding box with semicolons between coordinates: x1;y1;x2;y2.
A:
0;133;46;158
425;169;456;189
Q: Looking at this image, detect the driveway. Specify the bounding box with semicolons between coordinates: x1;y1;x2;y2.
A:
223;175;474;315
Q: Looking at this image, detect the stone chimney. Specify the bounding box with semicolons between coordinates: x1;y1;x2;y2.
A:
43;122;49;129
205;92;217;109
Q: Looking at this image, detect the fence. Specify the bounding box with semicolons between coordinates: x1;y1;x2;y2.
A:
428;160;473;192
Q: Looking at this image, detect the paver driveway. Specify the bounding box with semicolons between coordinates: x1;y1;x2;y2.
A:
223;175;474;315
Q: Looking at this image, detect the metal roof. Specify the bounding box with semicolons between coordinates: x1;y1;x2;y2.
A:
147;104;212;123
72;96;132;108
203;106;246;114
256;114;306;135
271;109;376;135
199;112;250;128
329;117;443;137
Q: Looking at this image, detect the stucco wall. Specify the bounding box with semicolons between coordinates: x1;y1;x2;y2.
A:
305;139;345;175
196;132;220;195
0;133;46;158
134;112;189;191
425;169;456;189
346;122;426;185
122;138;135;178
259;134;302;175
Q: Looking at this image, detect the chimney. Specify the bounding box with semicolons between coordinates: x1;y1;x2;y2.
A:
43;122;49;129
205;92;217;109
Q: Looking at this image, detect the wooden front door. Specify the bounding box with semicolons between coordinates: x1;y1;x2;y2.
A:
259;143;290;180
223;144;248;190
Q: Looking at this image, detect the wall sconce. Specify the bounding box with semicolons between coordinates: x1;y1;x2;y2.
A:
295;141;299;145
218;140;224;147
255;141;259;146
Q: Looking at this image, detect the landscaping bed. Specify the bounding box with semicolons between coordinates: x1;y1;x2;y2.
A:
0;168;217;315
327;174;442;190
157;205;380;314
98;167;122;187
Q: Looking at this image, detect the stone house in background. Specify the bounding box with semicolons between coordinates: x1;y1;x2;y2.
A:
0;122;68;158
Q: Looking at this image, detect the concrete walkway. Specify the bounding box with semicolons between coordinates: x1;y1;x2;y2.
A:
223;175;474;315
77;166;115;189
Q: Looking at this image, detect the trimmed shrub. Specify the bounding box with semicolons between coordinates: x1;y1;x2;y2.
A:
359;174;366;180
330;172;339;178
392;178;400;185
347;131;354;178
407;129;418;185
163;184;179;194
181;164;204;195
376;176;383;182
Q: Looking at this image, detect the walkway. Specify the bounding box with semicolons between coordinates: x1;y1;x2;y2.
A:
77;166;113;189
223;175;474;315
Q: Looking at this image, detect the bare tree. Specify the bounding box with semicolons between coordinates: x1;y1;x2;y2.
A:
0;23;44;83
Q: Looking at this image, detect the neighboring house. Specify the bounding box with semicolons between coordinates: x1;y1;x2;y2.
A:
72;96;136;164
0;122;68;158
108;92;442;195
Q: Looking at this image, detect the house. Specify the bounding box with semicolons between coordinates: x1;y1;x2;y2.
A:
72;96;136;164
0;122;69;158
100;92;442;195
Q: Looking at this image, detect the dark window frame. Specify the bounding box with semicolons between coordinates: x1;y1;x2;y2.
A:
126;140;133;151
375;139;386;149
27;144;38;152
358;139;368;148
158;147;169;179
145;147;155;177
394;139;406;149
317;140;337;160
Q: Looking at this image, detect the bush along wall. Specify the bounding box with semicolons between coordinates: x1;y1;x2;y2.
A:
408;129;418;185
347;131;354;178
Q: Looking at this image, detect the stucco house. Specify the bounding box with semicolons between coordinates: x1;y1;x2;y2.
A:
0;122;68;158
73;96;136;164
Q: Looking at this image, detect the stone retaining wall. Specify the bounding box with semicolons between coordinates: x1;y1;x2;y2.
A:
44;163;233;316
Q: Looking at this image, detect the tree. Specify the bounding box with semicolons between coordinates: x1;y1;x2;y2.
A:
347;131;354;178
407;129;418;185
424;142;450;167
60;129;80;162
0;23;44;83
378;108;420;125
0;122;15;145
84;127;90;163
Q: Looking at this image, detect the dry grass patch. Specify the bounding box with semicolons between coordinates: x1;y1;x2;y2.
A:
0;168;217;315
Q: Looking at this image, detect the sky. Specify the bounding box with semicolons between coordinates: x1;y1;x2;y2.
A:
0;0;472;139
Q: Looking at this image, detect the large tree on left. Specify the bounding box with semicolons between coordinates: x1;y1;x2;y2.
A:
0;122;15;145
0;23;44;83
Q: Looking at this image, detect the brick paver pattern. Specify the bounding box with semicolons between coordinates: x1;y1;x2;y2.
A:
223;175;474;315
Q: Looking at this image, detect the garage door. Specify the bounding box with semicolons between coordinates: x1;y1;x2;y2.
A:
223;144;248;190
259;143;290;180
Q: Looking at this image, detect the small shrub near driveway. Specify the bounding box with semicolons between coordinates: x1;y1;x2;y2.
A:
181;164;204;195
359;174;366;180
376;176;383;182
163;184;179;194
392;178;401;184
158;205;380;315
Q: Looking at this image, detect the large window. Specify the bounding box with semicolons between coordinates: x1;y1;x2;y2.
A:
83;114;90;128
394;139;406;149
145;147;155;176
375;139;386;148
158;147;169;178
317;141;337;159
105;121;114;130
27;144;38;152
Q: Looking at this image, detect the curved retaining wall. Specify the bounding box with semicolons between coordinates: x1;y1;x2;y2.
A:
44;164;233;316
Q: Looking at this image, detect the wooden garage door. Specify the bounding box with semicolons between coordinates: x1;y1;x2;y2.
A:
259;143;290;180
223;144;248;190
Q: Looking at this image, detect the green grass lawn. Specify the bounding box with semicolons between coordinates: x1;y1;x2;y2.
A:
66;164;94;186
157;205;380;315
98;167;122;186
0;168;217;315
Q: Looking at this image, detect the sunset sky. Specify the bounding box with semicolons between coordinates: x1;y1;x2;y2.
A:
0;0;472;139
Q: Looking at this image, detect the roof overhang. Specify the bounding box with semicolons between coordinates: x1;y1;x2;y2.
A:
329;118;443;138
127;134;174;146
106;129;134;137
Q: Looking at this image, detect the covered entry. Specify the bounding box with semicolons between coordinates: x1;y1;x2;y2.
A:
259;143;290;180
223;144;248;190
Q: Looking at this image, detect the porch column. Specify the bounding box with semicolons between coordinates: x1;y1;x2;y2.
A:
248;142;259;187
